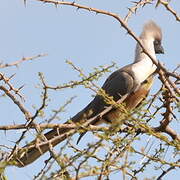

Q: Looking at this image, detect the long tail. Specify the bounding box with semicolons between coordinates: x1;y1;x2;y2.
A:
12;75;155;167
13;102;97;167
14;122;75;167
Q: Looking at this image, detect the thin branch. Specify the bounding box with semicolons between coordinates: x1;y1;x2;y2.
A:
12;94;129;154
0;73;25;100
0;123;80;130
153;87;180;141
46;96;76;124
33;0;180;102
0;54;47;68
157;162;179;180
44;62;115;90
124;0;152;23
156;0;180;21
133;148;180;167
31;72;48;120
0;86;31;121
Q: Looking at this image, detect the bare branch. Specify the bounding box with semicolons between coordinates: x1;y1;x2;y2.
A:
0;54;47;69
157;161;179;180
156;0;180;21
124;0;152;23
0;73;25;100
0;86;31;121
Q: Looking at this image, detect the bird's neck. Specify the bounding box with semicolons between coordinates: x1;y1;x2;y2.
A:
132;38;157;83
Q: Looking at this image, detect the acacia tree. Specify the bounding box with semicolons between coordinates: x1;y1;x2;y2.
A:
0;0;179;179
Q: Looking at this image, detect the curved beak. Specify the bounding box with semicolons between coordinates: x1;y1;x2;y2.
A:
155;44;164;54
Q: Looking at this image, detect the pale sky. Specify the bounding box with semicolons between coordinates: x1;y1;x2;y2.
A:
0;0;179;179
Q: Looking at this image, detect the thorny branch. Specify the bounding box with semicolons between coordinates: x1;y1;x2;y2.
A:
0;56;49;161
0;54;47;69
157;160;179;180
154;89;180;141
31;73;48;120
0;86;31;120
28;0;180;138
43;62;115;90
1;71;179;142
34;0;180;101
156;0;180;21
124;0;152;23
0;1;179;179
0;73;25;100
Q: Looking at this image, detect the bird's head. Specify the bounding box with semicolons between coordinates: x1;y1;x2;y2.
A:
140;20;164;54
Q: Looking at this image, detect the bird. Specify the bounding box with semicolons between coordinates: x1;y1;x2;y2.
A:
13;20;164;167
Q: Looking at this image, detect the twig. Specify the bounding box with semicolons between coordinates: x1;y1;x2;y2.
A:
156;0;180;21
133;148;180;167
31;73;48;121
0;73;25;100
44;62;115;90
0;54;47;68
157;164;177;180
12;94;129;154
154;88;180;141
0;86;31;120
124;0;152;23
33;0;180;102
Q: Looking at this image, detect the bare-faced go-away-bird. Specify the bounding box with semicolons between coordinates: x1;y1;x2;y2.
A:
13;21;164;167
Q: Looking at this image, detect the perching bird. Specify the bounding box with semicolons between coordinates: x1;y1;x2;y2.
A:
13;20;164;167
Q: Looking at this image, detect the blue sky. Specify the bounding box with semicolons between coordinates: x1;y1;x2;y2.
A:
0;0;179;179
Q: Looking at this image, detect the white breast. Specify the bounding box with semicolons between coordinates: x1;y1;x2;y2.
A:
131;58;157;83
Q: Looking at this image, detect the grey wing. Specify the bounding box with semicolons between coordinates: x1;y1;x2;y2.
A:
101;70;134;101
75;70;135;143
14;69;136;166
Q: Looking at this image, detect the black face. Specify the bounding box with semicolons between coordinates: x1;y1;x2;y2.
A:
154;40;164;54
